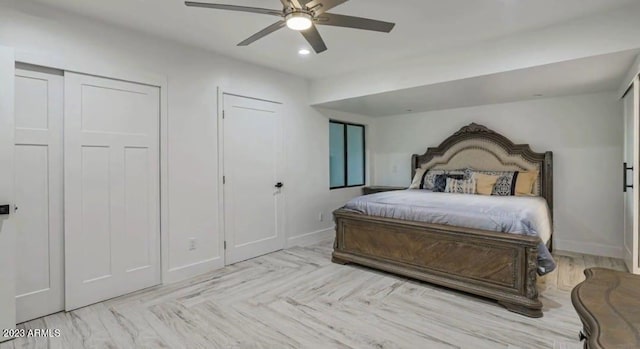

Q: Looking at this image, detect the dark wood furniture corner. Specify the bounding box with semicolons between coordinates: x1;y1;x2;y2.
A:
362;186;407;195
572;268;640;349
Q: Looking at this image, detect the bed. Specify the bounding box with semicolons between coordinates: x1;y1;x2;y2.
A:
332;123;553;318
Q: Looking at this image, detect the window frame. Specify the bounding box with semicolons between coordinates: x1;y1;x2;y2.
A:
329;120;366;190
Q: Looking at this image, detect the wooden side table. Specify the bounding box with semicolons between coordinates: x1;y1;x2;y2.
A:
571;268;640;349
362;186;406;195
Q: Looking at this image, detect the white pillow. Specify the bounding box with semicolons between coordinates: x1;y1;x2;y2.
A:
408;168;427;189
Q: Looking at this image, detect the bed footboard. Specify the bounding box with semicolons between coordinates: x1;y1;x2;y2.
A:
332;208;543;318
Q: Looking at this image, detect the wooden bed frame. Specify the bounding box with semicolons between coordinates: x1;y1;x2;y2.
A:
332;123;553;318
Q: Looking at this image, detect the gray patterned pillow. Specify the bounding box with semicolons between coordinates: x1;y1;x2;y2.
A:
463;168;475;180
421;169;465;190
445;178;477;194
433;174;464;192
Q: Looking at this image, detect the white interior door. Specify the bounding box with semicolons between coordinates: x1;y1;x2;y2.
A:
623;77;639;274
0;45;16;341
223;94;284;265
14;67;64;322
64;72;161;310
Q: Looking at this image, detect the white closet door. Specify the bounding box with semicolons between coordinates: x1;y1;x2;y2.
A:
64;72;161;310
624;77;640;274
223;94;284;265
14;68;64;322
0;45;16;342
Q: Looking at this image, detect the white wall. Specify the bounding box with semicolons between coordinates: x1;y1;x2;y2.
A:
371;92;624;257
0;2;371;283
286;107;374;246
620;54;640;96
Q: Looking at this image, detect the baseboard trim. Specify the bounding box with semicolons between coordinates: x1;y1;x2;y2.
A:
287;227;334;248
163;228;336;284
164;256;224;284
554;239;623;258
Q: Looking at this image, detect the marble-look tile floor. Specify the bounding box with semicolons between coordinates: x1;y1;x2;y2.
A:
0;238;627;349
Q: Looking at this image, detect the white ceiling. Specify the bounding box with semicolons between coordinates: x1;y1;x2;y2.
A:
26;0;636;79
314;50;640;116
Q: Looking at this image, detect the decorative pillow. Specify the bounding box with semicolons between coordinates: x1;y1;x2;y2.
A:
473;173;500;195
445;178;477;194
409;168;427;189
462;167;475;180
422;169;465;190
471;170;517;196
514;171;539;196
433;174;464;192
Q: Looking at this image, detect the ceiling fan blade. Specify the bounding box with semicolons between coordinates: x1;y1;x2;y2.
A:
305;0;348;15
238;21;287;46
281;0;313;9
289;0;303;9
279;0;294;10
301;25;327;53
185;2;282;17
315;13;395;32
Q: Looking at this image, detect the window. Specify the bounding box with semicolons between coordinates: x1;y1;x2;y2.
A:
330;120;365;189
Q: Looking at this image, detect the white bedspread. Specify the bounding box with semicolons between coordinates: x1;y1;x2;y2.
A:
343;189;555;274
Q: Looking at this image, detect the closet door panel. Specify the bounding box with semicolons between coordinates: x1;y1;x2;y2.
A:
14;145;50;294
14;68;64;323
623;77;640;274
0;45;15;341
64;72;160;310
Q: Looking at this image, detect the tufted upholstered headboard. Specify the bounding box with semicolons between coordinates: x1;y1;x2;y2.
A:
411;123;553;215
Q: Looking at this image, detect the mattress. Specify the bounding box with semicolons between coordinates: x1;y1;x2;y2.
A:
343;189;556;275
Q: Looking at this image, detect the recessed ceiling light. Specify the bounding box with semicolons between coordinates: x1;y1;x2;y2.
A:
298;49;311;55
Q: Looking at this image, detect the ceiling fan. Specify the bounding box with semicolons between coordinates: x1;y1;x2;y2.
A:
184;0;395;54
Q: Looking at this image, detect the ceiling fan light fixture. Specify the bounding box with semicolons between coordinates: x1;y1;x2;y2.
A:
286;12;313;31
184;1;396;54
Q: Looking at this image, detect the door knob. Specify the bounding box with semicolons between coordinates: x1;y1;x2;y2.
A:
275;182;284;188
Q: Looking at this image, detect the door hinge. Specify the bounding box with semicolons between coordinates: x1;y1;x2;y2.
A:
224;241;227;249
222;110;225;119
223;176;226;184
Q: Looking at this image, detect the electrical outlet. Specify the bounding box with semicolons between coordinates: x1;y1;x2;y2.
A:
189;238;197;251
318;212;324;222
